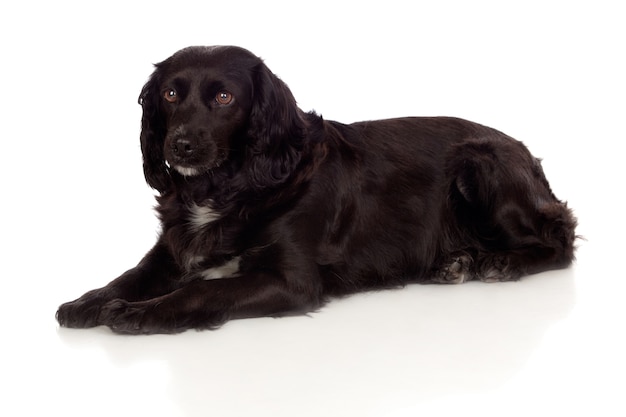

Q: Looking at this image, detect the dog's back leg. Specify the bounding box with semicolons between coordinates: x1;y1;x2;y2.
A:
445;138;577;283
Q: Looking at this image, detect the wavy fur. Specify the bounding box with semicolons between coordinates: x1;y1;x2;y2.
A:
57;46;577;334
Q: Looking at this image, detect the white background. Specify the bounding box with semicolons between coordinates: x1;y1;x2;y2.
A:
1;1;624;416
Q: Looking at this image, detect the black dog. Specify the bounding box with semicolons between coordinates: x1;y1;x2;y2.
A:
56;46;577;334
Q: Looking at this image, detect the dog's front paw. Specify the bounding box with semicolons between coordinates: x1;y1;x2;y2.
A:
99;299;151;335
99;299;188;335
56;290;109;328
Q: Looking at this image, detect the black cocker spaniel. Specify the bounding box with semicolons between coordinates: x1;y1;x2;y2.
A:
56;46;577;334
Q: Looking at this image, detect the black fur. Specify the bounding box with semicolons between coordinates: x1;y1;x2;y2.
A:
56;46;577;334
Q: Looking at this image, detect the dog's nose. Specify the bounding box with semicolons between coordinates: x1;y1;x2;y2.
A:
171;138;194;156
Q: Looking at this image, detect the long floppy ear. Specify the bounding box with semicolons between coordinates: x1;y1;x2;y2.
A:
246;62;307;190
138;72;171;193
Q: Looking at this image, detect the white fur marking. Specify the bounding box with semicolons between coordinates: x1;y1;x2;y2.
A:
189;202;220;231
201;257;241;280
174;165;201;176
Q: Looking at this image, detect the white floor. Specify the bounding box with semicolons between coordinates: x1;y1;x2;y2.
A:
4;239;624;416
1;1;625;416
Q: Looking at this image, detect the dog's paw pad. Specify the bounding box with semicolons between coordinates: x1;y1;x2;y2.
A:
432;253;473;284
477;255;522;282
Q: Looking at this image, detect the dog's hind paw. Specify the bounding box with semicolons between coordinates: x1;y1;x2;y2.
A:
431;252;474;284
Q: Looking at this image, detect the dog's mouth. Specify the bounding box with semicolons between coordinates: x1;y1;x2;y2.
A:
165;156;226;177
171;164;202;177
165;160;203;177
164;130;229;177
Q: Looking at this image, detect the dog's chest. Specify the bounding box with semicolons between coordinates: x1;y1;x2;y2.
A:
181;202;222;266
183;204;242;279
162;200;238;275
187;203;220;232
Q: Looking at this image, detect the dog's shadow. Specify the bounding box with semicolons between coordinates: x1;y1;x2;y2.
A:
57;267;576;415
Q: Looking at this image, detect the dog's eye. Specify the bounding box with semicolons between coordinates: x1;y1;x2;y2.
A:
216;91;233;105
164;89;178;103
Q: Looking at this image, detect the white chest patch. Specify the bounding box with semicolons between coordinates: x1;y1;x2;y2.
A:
188;202;220;232
200;256;241;280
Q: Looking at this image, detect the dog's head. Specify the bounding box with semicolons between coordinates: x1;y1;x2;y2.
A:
138;46;306;193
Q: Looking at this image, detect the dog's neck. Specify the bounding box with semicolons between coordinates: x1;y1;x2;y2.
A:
168;170;220;205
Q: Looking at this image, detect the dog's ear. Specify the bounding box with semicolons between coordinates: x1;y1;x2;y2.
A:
138;72;171;193
246;62;307;190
